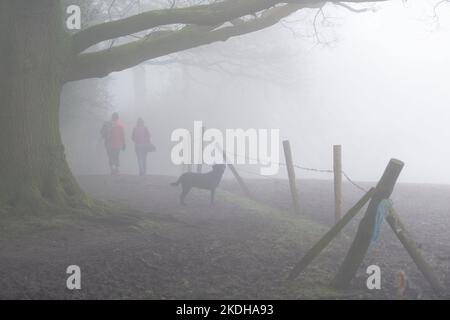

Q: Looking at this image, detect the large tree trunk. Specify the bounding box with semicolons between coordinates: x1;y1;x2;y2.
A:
0;0;86;213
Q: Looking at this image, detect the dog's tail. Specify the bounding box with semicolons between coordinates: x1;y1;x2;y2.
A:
170;177;181;187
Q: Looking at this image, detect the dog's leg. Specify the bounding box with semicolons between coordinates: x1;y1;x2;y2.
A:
180;186;191;206
210;188;216;205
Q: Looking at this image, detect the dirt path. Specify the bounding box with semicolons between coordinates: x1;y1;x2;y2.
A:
0;175;448;299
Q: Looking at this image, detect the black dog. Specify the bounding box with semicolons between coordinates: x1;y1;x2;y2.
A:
171;164;226;205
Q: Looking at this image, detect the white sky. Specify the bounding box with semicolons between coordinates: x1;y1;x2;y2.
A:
279;0;450;184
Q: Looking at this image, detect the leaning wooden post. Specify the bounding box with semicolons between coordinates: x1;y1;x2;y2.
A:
288;187;375;281
187;129;193;172
386;207;444;295
283;140;301;215
333;145;342;222
196;126;205;173
333;158;404;289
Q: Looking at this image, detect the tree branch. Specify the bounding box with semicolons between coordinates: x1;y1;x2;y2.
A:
68;3;313;81
72;0;283;53
334;2;376;13
68;0;387;81
73;0;388;54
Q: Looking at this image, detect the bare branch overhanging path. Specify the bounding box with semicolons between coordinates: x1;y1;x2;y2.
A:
67;0;387;82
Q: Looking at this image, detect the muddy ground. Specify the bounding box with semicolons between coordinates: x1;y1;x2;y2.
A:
0;175;449;299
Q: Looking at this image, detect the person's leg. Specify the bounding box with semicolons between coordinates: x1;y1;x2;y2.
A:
112;149;120;174
136;148;144;176
142;150;148;175
106;147;114;174
116;149;120;168
135;149;141;175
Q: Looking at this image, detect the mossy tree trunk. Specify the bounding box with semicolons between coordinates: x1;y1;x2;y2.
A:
0;0;85;213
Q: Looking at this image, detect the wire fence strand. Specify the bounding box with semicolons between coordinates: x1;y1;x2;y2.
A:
222;150;369;193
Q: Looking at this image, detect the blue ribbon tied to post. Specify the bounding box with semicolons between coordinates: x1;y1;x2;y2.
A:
371;199;393;243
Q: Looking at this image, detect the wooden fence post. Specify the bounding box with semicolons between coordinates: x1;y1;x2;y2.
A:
283;140;301;215
288;187;375;281
333;158;404;289
333;145;342;222
187;129;193;172
197;126;205;173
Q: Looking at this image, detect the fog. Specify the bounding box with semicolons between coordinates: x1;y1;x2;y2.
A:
62;0;450;185
5;0;450;301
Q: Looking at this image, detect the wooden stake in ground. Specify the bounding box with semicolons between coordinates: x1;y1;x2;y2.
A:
333;145;342;222
386;207;443;295
288;187;375;281
333;158;404;289
219;148;252;198
283;140;301;215
187;130;193;172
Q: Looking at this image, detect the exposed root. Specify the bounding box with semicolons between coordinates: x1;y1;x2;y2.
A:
11;183;49;215
2;178;105;217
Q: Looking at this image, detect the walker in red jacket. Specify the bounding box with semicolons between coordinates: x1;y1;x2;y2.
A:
101;112;126;175
132;118;152;176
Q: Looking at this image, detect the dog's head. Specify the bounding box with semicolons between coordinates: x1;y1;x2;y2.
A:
212;164;226;175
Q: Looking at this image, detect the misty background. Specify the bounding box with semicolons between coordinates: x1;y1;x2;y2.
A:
60;0;450;185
